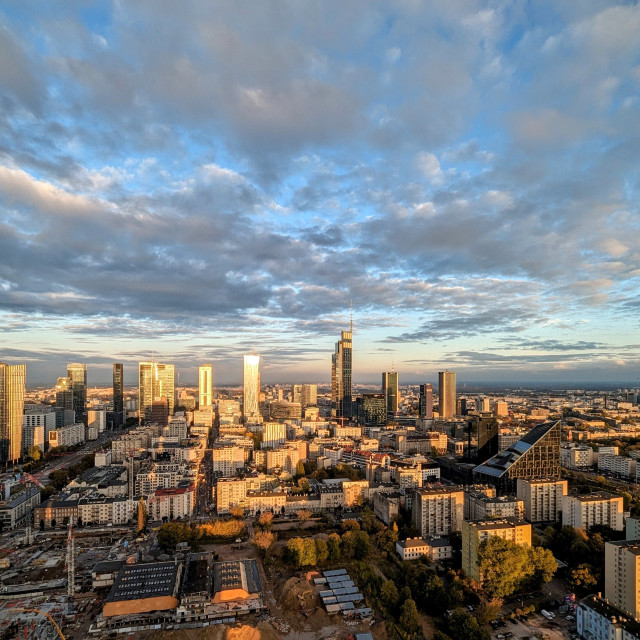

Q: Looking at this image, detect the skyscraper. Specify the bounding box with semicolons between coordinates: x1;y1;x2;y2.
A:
419;383;433;419
0;362;26;465
55;376;74;412
199;364;213;407
331;330;352;419
67;363;87;423
243;354;261;423
113;363;124;415
438;371;456;419
382;370;399;415
138;362;175;424
301;384;317;408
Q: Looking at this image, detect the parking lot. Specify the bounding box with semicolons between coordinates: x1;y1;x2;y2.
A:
492;611;578;640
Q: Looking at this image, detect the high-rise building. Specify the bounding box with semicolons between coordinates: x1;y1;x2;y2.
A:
412;484;464;537
439;371;456;418
356;393;387;426
473;421;562;494
331;330;352;419
382;370;399;415
301;384;317;408
605;540;640;620
67;363;87;423
467;414;499;463
138;362;175;424
198;364;213;407
419;383;433;419
516;478;567;523
243;354;261;423
291;384;302;404
113;363;124;415
0;363;26;465
55;376;74;412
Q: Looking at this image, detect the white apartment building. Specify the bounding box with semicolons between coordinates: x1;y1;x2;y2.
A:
599;454;637;479
149;486;195;521
561;443;595;468
516;478;568;523
412;485;464;537
465;491;524;521
216;478;247;514
605;540;640;621
245;490;287;516
261;422;286;449
562;492;624;531
577;594;640;640
265;446;300;474
211;446;246;477
49;422;85;448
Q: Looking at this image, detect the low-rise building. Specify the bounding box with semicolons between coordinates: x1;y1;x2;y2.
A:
0;484;40;529
577;594;640;640
396;537;452;562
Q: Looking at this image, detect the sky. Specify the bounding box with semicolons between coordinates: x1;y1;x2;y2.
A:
1;1;640;386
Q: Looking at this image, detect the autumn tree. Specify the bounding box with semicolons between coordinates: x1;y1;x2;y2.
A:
315;539;329;565
229;506;245;519
327;533;341;562
448;610;490;640
569;563;598;591
381;580;399;608
257;511;274;530
296;509;312;528
252;530;276;557
399;599;421;636
341;519;360;532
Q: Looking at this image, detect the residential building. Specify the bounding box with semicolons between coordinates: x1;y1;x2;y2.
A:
0;363;26;465
211;446;245;477
198;364;213;408
396;537;453;562
462;518;532;582
465;490;524;521
562;492;624;531
261;422;286;449
412;484;464;537
0;484;40;529
331;329;353;419
577;594;640;640
438;371;456;418
561;443;595;469
301;384;317;408
216;477;247;514
243;355;261;423
605;540;640;621
49;422;85;448
517;478;567;523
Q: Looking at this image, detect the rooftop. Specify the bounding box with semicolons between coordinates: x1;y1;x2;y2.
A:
105;561;179;603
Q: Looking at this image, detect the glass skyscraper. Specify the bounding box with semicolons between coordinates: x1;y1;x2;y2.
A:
382;370;399;415
331;329;352;419
199;364;213;407
243;355;261;423
67;362;87;423
438;370;456;418
138;362;175;424
0;362;26;465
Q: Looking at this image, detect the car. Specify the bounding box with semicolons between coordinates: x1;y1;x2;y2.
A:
566;615;575;621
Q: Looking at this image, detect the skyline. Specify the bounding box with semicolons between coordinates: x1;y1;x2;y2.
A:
1;2;640;385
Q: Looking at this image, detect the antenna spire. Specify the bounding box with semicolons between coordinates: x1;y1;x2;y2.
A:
350;299;353;334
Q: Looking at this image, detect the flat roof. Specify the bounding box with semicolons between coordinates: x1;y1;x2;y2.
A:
105;562;179;603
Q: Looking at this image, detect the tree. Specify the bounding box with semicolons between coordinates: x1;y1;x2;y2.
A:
353;530;370;560
51;519;57;529
569;563;598;591
229;506;244;519
381;580;399;608
39;519;45;532
296;509;312;528
399;599;420;635
257;511;274;530
76;516;83;528
315;539;329;565
295;460;305;476
476;597;503;626
341;531;355;558
327;533;341;562
449;610;490;640
477;537;532;598
297;478;310;493
375;526;398;555
341;519;360;532
251;530;276;557
28;446;42;462
527;546;557;589
50;469;70;490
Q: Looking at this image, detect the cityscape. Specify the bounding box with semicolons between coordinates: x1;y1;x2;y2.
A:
2;2;640;640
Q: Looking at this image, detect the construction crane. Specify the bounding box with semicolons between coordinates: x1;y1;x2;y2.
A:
66;523;75;602
11;608;66;640
19;472;46;489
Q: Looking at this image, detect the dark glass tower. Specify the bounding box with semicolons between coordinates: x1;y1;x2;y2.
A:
112;363;124;428
419;383;433;418
331;329;352;419
382;370;399;415
67;363;87;423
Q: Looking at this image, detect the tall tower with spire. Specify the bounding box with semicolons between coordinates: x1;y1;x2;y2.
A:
331;311;353;419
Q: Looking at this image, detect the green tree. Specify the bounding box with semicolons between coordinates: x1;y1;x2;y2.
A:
295;460;305;476
50;469;69;490
381;580;399;608
569;563;598;591
353;530;370;560
375;525;398;555
28;446;42;462
341;531;355;558
399;599;421;635
527;546;557;589
341;519;360;532
477;537;529;598
475;597;503;626
297;477;310;493
449;610;490;640
327;533;341;562
315;539;329;565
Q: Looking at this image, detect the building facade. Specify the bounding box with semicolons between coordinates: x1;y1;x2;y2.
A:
412;485;464;537
419;383;434;419
0;363;25;465
198;364;213;408
438;371;456;419
67;363;87;423
382;370;399;415
516;478;567;523
138;362;175;423
605;540;640;621
331;330;353;419
243;355;261;423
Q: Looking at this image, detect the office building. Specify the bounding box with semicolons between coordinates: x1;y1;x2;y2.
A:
462;518;532;582
562;492;624;532
412;484;464;537
356;393;387;427
138;362;175;423
198;364;213;407
301;384;317;408
243;354;261;423
467;414;499;463
439;371;456;418
331;330;353;419
0;363;26;465
113;363;124;421
382;370;399;415
23;405;55;453
605;540;640;620
67;363;87;423
473;421;562;494
55;376;74;412
516;478;567;523
419;383;433;419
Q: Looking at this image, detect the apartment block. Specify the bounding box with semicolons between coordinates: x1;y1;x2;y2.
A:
215;478;247;515
412;485;464;538
562;492;624;532
516;478;568;523
604;540;640;621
